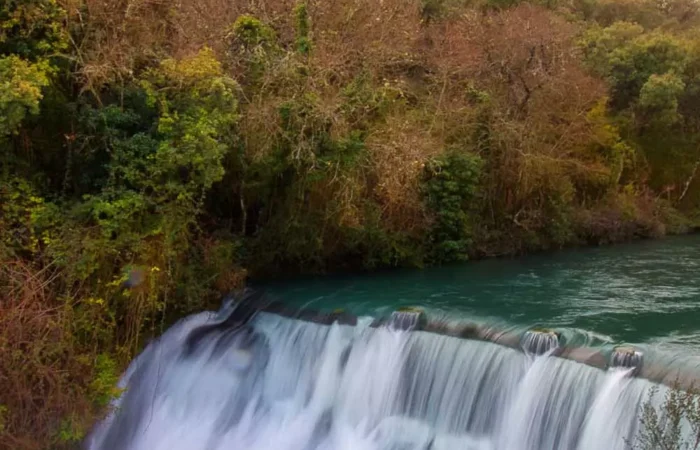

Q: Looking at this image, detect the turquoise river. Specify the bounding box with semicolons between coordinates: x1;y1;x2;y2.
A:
267;234;700;354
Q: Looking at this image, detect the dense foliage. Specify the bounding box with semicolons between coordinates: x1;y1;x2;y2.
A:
2;0;700;447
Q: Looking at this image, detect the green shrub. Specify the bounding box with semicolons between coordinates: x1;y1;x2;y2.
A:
88;353;122;408
422;151;483;263
230;15;277;48
0;0;68;60
294;2;312;55
0;56;49;136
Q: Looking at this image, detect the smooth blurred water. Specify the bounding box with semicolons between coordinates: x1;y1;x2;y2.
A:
87;236;700;449
87;312;662;450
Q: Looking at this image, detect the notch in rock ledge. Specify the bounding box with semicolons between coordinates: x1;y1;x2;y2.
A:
610;346;643;374
521;329;561;355
389;307;426;331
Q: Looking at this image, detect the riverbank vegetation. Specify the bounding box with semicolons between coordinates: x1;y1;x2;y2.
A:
2;0;700;446
634;385;700;450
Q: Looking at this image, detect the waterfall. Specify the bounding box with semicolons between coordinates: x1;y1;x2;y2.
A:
611;347;644;373
87;309;662;450
520;330;559;355
388;310;424;331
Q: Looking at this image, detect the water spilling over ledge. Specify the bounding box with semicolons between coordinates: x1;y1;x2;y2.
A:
521;330;560;355
611;347;644;376
87;292;694;450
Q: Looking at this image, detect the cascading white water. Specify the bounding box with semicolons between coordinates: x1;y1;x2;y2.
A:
87;310;663;450
521;330;559;356
389;310;423;331
611;348;644;372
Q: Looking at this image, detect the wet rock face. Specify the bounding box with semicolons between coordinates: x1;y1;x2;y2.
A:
559;347;608;370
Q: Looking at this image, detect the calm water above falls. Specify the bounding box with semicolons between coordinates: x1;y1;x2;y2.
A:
267;234;700;351
87;236;700;450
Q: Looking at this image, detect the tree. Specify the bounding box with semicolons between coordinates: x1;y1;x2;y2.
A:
0;56;49;136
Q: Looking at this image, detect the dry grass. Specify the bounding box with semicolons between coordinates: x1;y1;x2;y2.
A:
366;114;442;234
310;0;424;79
0;261;94;450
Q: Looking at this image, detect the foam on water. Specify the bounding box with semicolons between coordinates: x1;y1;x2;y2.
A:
87;311;664;450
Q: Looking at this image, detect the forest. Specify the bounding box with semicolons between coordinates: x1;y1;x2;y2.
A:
2;0;700;447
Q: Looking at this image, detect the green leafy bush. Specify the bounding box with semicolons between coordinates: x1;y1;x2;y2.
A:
0;0;68;60
294;2;312;55
0;56;49;135
422;151;483;263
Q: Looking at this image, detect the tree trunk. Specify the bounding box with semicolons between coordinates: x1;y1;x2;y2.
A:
678;156;700;204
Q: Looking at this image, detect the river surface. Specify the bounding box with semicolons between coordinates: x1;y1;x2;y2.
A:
87;235;700;450
266;234;700;352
